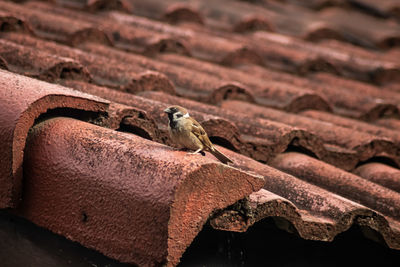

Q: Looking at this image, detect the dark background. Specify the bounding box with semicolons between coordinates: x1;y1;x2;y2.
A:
1;211;400;267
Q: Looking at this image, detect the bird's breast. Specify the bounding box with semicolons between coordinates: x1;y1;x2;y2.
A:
169;120;203;150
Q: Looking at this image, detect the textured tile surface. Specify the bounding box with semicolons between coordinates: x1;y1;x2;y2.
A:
0;0;400;266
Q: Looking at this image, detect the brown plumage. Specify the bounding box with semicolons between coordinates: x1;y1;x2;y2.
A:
164;105;233;164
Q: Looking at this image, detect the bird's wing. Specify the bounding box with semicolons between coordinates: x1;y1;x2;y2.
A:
188;117;214;151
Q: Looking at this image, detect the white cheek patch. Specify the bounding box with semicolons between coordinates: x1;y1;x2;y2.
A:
183;113;190;118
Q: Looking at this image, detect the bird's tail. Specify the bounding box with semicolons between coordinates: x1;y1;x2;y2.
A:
210;147;233;164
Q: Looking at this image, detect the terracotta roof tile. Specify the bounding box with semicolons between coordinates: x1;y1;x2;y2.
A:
211;150;400;249
376;118;400;131
128;0;400;50
1;0;400;265
349;0;400;20
17;117;264;266
301;109;400;143
0;32;176;94
5;0;399;86
240;64;400;120
0;69;109;208
0;39;91;82
354;163;400;193
250;31;400;85
316;7;400;49
0;1;113;46
220;99;400;169
271;152;400;220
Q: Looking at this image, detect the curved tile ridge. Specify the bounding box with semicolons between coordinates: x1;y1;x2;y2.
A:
209;82;255;104
105;102;162;141
0;1;113;47
304;21;345;43
163;3;205;25
157;54;332;112
0;39;92;82
12;1;190;56
350;0;400;21
0;69;109;208
1;32;253;105
75;41;257;104
237;64;400;120
270;152;400;220
297;55;342;76
220;46;265;66
68;27;114;47
300;110;400;145
354;163;400;193
309;73;400;120
61;80;164;142
256;82;332;112
143;36;191;56
18;117;264;266
233;14;275;33
1;34;177;95
211;189;400;249
125;70;176;95
252;31;400;85
221;100;400;170
208;147;400;249
0;10;34;34
85;0;133;13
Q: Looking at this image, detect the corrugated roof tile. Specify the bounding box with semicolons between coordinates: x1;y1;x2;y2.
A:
220;99;400;169
354;163;400;193
0;39;92;82
210;149;400;249
347;0;400;20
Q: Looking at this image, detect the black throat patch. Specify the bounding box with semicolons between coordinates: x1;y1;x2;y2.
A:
168;112;177;128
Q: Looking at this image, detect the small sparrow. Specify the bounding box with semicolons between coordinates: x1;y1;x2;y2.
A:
164;105;233;164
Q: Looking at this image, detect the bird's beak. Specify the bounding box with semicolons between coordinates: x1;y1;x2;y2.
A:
163;108;171;113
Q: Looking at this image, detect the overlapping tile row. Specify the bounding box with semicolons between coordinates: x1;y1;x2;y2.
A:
111;6;400;85
0;31;321;112
61;80;327;164
125;0;400;50
209;149;400;250
1;30;400;122
343;0;400;20
0;33;177;95
140;91;400;170
0;0;400;265
287;0;400;21
1;0;399;87
157;54;400;120
57;76;400;173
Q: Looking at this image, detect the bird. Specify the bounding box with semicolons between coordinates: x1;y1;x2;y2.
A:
164;105;233;164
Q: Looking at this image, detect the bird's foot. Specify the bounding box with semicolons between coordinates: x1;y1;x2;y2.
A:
187;149;205;156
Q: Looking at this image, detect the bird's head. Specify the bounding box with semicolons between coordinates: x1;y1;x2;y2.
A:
164;105;189;121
